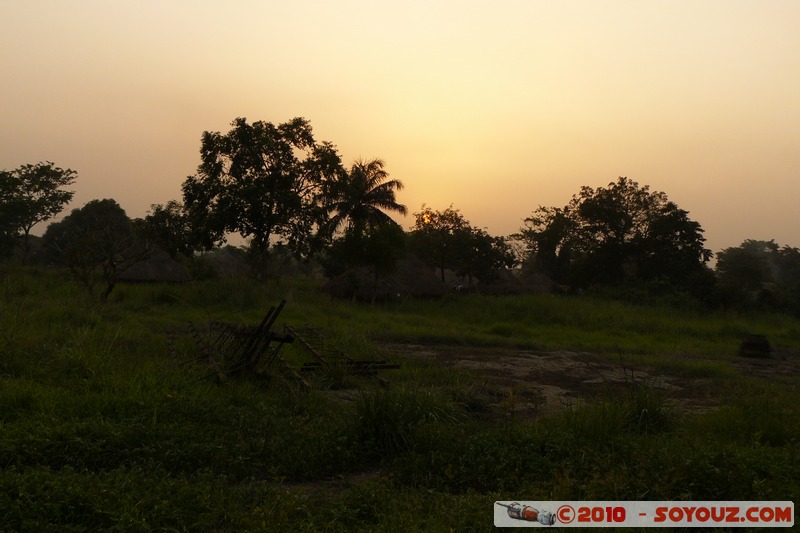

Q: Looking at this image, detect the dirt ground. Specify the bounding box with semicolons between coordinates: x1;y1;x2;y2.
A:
386;343;800;420
282;343;800;494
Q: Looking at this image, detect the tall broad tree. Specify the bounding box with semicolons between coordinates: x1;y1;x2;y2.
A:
42;199;147;302
0;162;76;261
515;205;576;278
716;239;800;312
517;177;712;289
408;205;470;283
408;204;513;285
181;117;343;271
133;200;196;259
324;220;407;280
452;226;517;285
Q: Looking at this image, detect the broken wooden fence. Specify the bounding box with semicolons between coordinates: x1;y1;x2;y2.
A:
284;325;400;385
167;300;303;385
167;301;399;387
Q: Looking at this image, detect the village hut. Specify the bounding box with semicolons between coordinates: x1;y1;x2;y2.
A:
441;266;556;295
198;247;250;279
326;253;447;301
117;247;191;283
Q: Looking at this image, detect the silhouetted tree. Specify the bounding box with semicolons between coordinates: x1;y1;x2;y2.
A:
515;205;576;279
0;180;18;259
325;220;406;281
408;205;513;286
518;177;712;291
408;205;470;283
318;158;408;280
134;200;196;259
42;199;147;302
716;239;800;312
181;117;343;274
453;227;516;285
775;245;800;289
0;162;76;261
322;158;407;237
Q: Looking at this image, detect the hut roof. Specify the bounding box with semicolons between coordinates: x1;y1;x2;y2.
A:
118;247;191;283
197;247;250;279
475;267;555;295
326;253;447;301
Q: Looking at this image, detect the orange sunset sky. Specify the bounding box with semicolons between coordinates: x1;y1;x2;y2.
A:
2;0;799;256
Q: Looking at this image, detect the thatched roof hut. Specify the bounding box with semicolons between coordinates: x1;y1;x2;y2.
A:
326;253;447;301
198;247;250;279
118;247;191;283
475;267;555;295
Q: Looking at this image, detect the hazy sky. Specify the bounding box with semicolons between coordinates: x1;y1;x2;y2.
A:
2;0;799;254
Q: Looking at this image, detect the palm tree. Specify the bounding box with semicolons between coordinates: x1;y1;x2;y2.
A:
324;158;408;236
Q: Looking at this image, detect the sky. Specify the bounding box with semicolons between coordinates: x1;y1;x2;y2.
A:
2;0;799;255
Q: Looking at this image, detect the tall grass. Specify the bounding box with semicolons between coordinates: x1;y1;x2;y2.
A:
209;282;800;356
354;387;463;455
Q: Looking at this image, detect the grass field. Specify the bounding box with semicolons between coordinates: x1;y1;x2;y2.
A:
1;265;799;531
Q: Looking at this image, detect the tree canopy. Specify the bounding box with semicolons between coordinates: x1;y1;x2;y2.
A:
134;200;196;259
408;205;515;285
517;177;712;291
0;162;76;260
181;117;343;264
323;220;406;280
408;205;470;283
43;199;147;301
319;158;408;277
716;239;800;312
322;158;407;236
14;118;796;312
452;226;516;285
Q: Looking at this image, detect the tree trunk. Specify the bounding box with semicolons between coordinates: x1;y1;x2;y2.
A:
249;236;271;280
21;229;31;264
101;259;117;303
371;263;379;304
100;281;115;303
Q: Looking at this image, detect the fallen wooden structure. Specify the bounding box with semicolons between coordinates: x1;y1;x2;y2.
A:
167;301;399;387
168;300;304;385
284;325;400;385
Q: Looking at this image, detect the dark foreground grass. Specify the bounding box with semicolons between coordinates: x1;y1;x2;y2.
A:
2;266;799;530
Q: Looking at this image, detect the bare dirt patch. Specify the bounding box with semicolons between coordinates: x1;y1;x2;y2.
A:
276;344;800;496
387;344;800;420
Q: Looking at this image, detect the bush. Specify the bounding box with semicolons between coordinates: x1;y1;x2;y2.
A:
354;387;462;456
